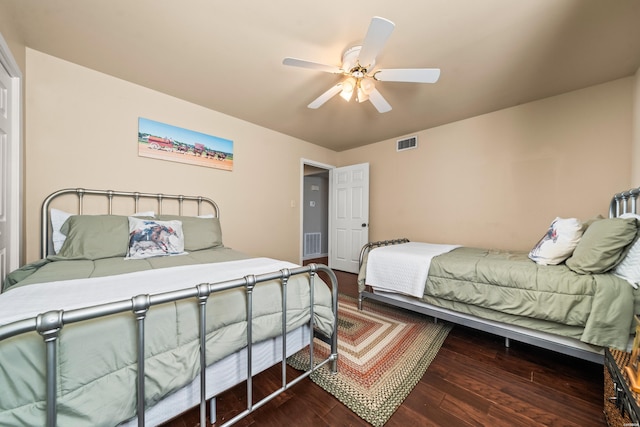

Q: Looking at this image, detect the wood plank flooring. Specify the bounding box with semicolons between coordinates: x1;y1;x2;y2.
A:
162;261;607;427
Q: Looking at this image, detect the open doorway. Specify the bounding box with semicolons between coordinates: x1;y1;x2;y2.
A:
300;160;370;272
300;160;332;265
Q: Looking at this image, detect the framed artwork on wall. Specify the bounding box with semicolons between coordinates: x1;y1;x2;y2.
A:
137;117;234;171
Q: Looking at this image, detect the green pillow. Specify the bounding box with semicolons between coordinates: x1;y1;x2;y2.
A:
51;215;131;260
157;215;223;251
565;217;638;274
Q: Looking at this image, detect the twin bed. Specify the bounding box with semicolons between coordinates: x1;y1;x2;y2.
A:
358;187;640;364
0;188;338;426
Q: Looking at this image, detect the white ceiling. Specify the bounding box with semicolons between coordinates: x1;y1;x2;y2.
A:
7;0;640;151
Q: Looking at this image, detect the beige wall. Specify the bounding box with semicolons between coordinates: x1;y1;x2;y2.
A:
0;3;25;71
339;77;634;251
24;49;337;263
19;47;639;262
632;67;640;184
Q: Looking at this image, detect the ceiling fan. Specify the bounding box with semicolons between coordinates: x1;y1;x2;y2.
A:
282;16;440;113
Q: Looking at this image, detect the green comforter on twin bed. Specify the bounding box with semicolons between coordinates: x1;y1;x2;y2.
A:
360;247;638;350
0;248;335;426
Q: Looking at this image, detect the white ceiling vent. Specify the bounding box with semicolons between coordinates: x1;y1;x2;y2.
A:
396;135;418;152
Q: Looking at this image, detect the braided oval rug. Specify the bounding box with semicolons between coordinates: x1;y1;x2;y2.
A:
288;294;452;427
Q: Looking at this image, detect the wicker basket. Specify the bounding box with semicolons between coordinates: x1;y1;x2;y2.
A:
605;349;638;427
605;366;633;426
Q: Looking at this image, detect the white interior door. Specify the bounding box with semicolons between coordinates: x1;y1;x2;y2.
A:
0;63;12;282
329;163;369;273
0;35;22;284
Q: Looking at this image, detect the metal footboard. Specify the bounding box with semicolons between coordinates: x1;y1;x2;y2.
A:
0;264;339;427
358;238;410;268
357;238;409;310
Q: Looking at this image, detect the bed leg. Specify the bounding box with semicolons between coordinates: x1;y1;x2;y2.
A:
358;293;363;310
210;397;216;425
330;353;338;374
504;337;510;348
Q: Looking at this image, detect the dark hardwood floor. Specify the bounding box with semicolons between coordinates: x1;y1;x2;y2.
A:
162;259;606;427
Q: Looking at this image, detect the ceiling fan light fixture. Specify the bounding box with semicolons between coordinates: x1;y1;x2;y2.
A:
340;93;352;102
339;87;354;102
340;77;356;102
356;79;372;102
356;88;369;103
360;79;375;95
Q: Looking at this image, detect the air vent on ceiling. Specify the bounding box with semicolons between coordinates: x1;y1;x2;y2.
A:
396;135;418;152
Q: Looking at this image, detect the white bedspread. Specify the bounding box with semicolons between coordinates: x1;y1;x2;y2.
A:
0;257;298;325
365;242;460;298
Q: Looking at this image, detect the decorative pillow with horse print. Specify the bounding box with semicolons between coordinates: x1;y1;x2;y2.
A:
126;217;186;259
528;217;583;266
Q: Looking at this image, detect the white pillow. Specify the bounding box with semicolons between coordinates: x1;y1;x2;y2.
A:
50;209;72;254
528;217;584;265
50;209;155;254
125;217;186;259
613;213;640;289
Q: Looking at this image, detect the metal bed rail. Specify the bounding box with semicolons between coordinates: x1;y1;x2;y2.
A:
0;264;339;427
609;186;640;218
41;188;220;258
357;238;409;311
357;238;410;269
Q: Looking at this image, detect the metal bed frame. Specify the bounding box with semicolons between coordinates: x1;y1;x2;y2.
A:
357;186;640;365
1;188;339;427
610;186;640;218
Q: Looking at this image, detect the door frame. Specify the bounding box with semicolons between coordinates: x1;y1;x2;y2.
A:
0;32;23;277
299;158;334;264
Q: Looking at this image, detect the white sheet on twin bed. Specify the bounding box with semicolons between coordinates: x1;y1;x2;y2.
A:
366;242;460;298
0;257;299;325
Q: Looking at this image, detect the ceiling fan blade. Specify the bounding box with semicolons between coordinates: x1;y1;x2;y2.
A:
282;57;342;74
375;68;441;83
357;17;395;68
368;88;392;113
308;83;343;109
